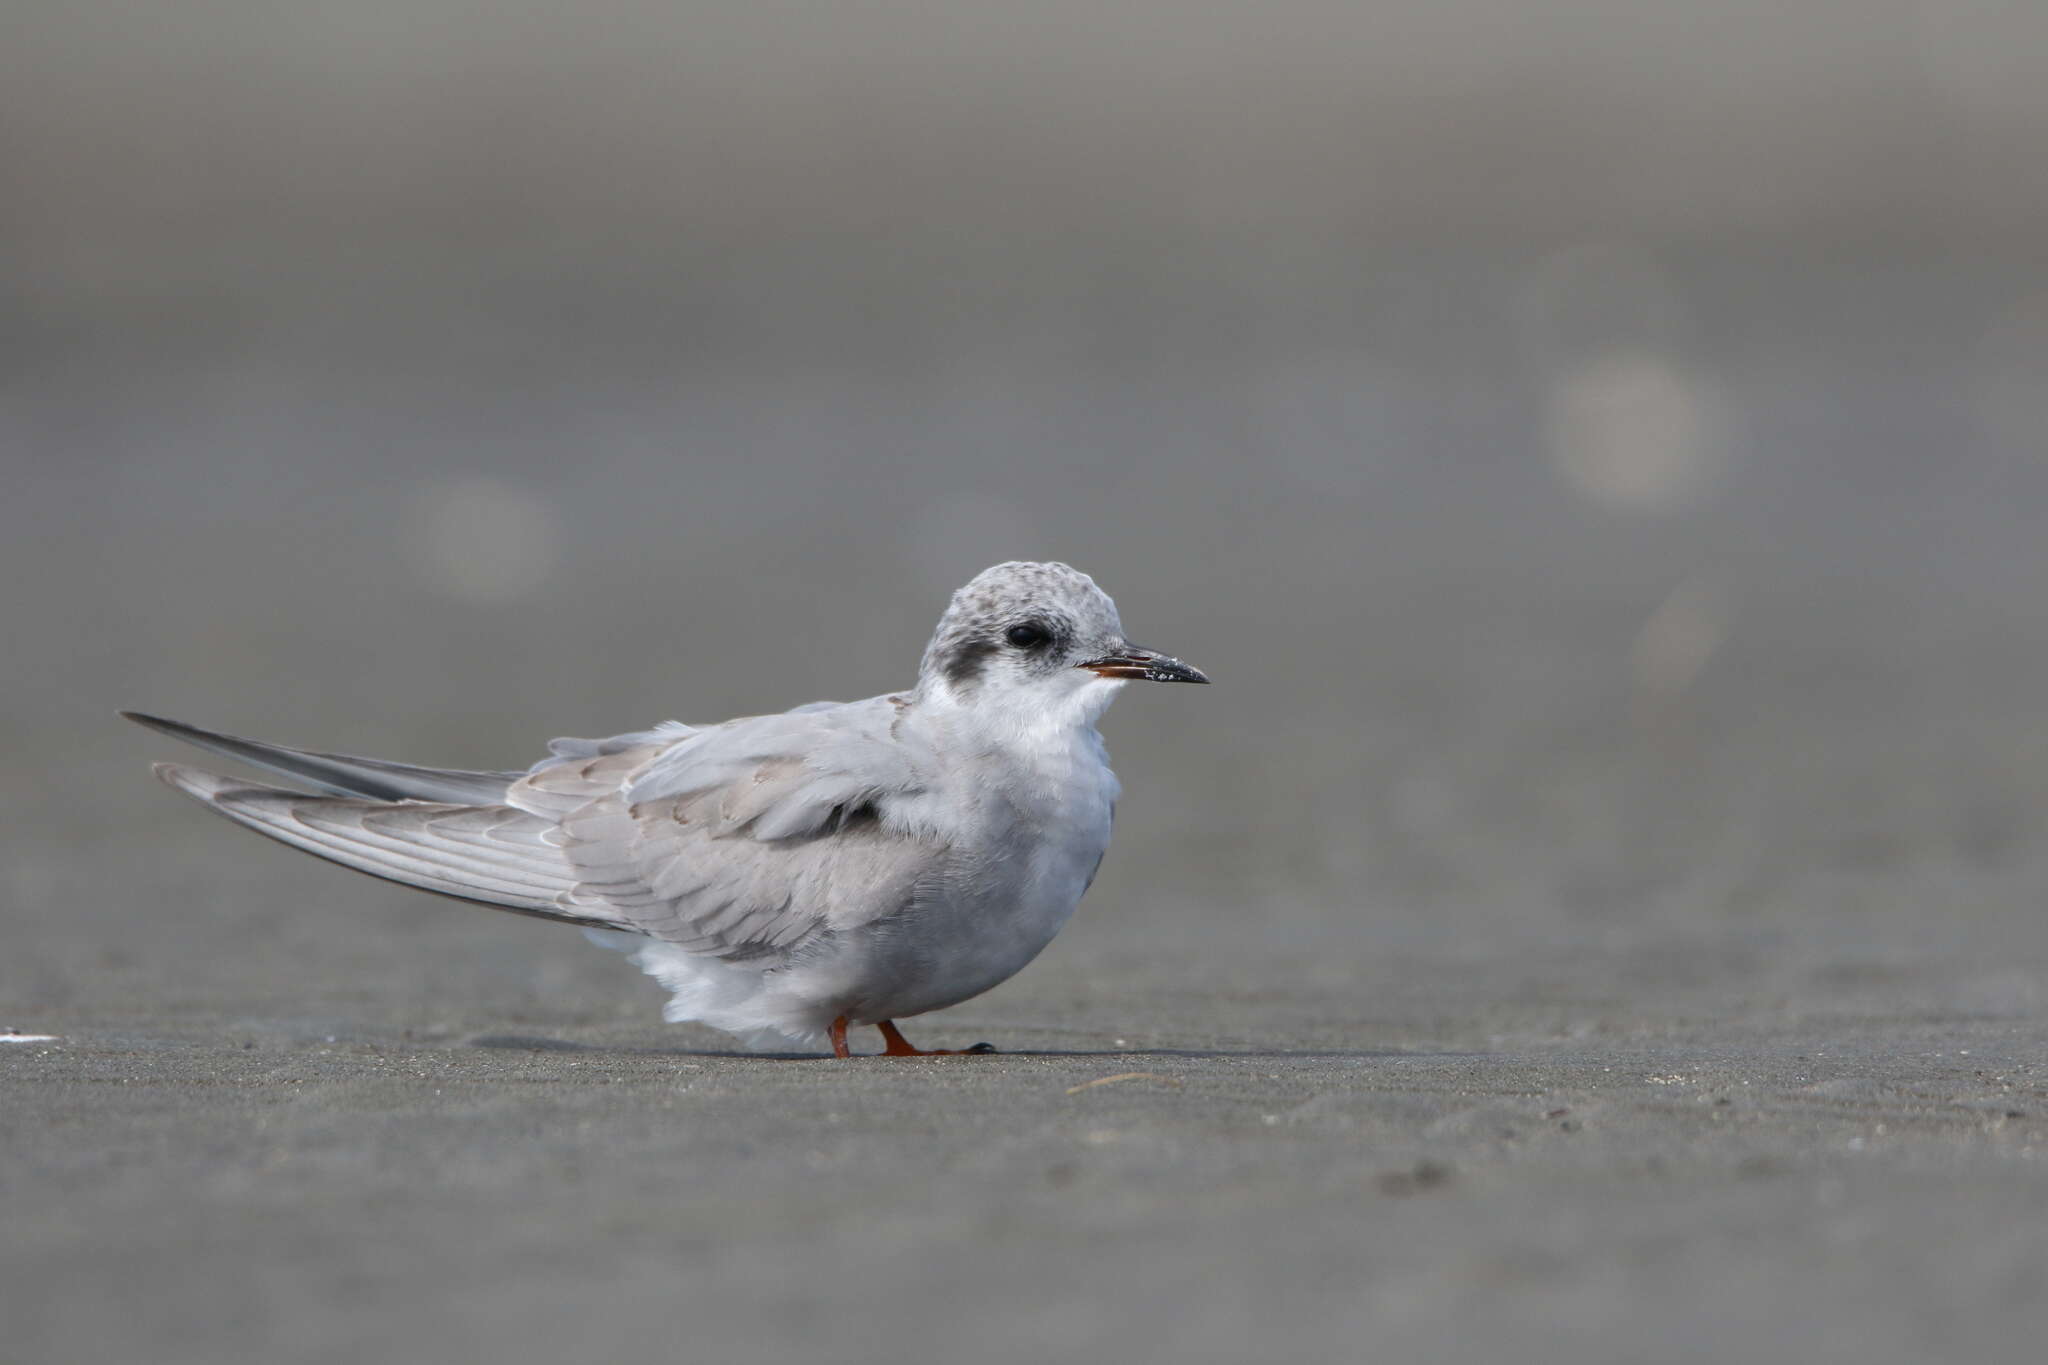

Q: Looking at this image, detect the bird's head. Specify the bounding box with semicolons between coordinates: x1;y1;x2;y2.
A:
917;562;1208;722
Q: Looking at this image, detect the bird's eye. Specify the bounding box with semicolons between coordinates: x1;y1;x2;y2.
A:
1005;622;1051;649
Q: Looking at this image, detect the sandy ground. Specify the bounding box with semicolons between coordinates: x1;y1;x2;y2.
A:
7;901;2048;1364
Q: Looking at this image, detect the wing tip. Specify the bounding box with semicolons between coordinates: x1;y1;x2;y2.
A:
152;762;247;804
123;710;202;743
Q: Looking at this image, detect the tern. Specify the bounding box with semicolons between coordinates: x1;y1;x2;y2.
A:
126;562;1208;1057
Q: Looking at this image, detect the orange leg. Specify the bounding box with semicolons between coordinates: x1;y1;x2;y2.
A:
829;1015;852;1059
875;1020;997;1057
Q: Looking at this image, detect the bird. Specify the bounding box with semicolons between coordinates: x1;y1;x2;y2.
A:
125;561;1209;1058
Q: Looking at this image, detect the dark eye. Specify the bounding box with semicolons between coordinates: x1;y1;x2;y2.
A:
1005;622;1051;650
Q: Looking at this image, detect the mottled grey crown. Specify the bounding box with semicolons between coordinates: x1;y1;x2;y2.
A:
919;562;1126;692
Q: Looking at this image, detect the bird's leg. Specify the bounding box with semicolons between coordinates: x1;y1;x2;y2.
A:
875;1021;925;1056
875;1020;997;1057
829;1015;852;1059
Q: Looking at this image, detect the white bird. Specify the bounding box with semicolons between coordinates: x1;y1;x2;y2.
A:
126;562;1208;1057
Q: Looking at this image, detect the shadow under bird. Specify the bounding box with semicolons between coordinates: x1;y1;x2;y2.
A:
125;561;1208;1057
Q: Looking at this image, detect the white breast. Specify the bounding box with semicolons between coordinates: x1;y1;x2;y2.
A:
857;690;1122;1018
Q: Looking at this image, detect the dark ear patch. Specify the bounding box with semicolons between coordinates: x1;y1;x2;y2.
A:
942;638;998;689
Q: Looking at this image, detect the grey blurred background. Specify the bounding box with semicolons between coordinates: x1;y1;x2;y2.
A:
7;4;2048;1361
9;0;2048;979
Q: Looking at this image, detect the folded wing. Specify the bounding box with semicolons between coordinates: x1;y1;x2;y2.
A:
150;764;614;927
515;700;938;955
136;700;941;960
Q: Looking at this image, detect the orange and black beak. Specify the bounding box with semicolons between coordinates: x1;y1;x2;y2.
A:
1076;645;1210;684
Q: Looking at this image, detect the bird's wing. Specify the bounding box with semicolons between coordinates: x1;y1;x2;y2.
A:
513;698;942;956
149;764;620;929
132;703;938;957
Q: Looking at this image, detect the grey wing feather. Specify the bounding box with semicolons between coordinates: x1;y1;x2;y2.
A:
151;764;625;930
122;712;525;804
534;721;696;767
138;701;940;960
620;703;922;838
511;699;940;956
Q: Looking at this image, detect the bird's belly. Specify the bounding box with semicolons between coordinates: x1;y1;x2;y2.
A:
822;743;1119;1026
844;833;1105;1023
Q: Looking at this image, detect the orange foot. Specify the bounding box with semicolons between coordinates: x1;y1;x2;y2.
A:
877;1020;998;1057
828;1015;998;1059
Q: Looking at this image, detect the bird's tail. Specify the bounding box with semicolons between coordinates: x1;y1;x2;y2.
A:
120;711;527;804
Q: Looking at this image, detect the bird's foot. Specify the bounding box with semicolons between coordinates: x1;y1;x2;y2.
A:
826;1016;997;1058
876;1019;997;1058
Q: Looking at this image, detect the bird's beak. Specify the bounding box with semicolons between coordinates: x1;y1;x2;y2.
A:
1076;644;1211;684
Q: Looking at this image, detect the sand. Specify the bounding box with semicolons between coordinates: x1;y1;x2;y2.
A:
8;908;2047;1364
